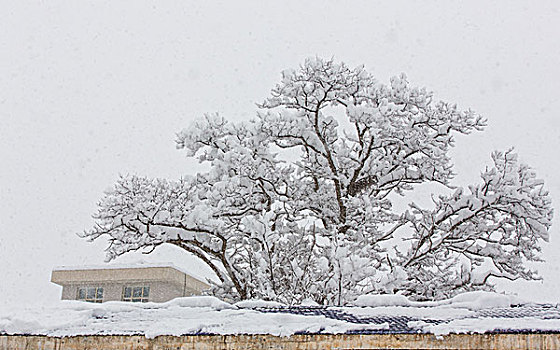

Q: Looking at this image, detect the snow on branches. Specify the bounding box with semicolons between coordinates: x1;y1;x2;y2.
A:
400;149;553;299
82;57;552;305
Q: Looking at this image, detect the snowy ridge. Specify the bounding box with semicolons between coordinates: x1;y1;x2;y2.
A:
354;291;524;310
1;293;560;337
0;297;387;338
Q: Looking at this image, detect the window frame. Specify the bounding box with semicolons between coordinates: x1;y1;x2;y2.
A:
77;286;104;303
122;285;150;302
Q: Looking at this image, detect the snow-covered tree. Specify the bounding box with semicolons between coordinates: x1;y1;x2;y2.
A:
82;58;553;304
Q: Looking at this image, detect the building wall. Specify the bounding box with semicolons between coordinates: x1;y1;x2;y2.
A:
184;273;209;294
2;334;560;350
60;281;189;303
52;267;188;286
52;267;210;303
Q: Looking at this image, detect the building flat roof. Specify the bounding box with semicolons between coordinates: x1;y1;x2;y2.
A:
52;262;208;284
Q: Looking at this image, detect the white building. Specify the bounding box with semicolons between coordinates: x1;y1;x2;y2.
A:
51;264;210;303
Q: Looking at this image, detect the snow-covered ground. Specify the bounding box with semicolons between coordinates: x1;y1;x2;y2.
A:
0;296;386;338
1;292;560;338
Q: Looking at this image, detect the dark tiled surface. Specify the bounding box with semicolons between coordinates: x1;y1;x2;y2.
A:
252;305;560;334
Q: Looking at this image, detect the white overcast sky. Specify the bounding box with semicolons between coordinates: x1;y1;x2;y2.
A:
1;1;559;307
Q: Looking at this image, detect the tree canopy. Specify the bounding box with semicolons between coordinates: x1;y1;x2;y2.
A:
82;57;553;305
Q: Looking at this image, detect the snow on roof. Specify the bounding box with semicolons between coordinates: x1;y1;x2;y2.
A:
52;262;208;283
2;292;560;337
354;291;524;310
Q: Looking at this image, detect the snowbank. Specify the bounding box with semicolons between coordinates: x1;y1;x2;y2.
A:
1;292;557;337
165;296;234;310
353;291;523;310
354;294;411;307
234;299;286;309
0;297;386;338
447;291;522;310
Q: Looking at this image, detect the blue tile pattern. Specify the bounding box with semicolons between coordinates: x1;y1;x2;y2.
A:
251;304;560;334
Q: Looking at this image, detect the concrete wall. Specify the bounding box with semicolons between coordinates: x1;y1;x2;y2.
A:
60;281;188;303
53;267;189;287
2;333;560;350
184;273;210;293
52;266;210;303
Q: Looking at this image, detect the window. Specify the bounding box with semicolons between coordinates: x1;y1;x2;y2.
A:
122;286;150;302
77;287;103;303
